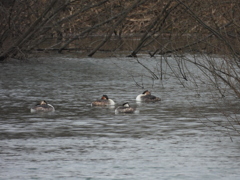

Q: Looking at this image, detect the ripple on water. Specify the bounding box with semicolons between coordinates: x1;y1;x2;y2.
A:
1;56;240;179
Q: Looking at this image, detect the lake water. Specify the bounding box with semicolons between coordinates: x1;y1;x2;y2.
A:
1;54;240;179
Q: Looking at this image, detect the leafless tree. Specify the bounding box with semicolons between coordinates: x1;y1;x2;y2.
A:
1;0;240;135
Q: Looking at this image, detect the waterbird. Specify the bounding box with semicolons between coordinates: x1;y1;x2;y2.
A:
91;95;115;106
30;100;55;113
136;90;161;102
115;102;136;113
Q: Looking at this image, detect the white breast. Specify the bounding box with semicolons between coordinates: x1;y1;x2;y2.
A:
108;99;115;105
136;94;143;101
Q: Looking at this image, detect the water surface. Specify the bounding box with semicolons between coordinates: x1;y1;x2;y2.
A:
1;55;240;179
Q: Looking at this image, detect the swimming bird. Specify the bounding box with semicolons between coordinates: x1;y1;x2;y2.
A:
91;95;115;106
115;102;136;113
136;90;161;102
30;100;55;113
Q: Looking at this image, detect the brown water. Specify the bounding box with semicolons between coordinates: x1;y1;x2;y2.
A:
1;54;240;179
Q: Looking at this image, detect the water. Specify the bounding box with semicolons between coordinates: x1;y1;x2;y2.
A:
1;54;240;179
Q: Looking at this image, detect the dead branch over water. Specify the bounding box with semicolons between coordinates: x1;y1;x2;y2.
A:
1;0;240;59
1;0;240;134
0;0;240;95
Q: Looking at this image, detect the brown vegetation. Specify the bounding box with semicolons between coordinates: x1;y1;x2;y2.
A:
1;0;240;97
1;0;240;59
1;0;240;136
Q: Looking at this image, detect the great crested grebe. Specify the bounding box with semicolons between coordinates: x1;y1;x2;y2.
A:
136;90;161;102
115;102;136;113
91;95;115;106
30;100;55;113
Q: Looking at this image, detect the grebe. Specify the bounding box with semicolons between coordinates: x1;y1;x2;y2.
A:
136;90;161;102
115;102;136;113
30;100;55;113
91;95;115;106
